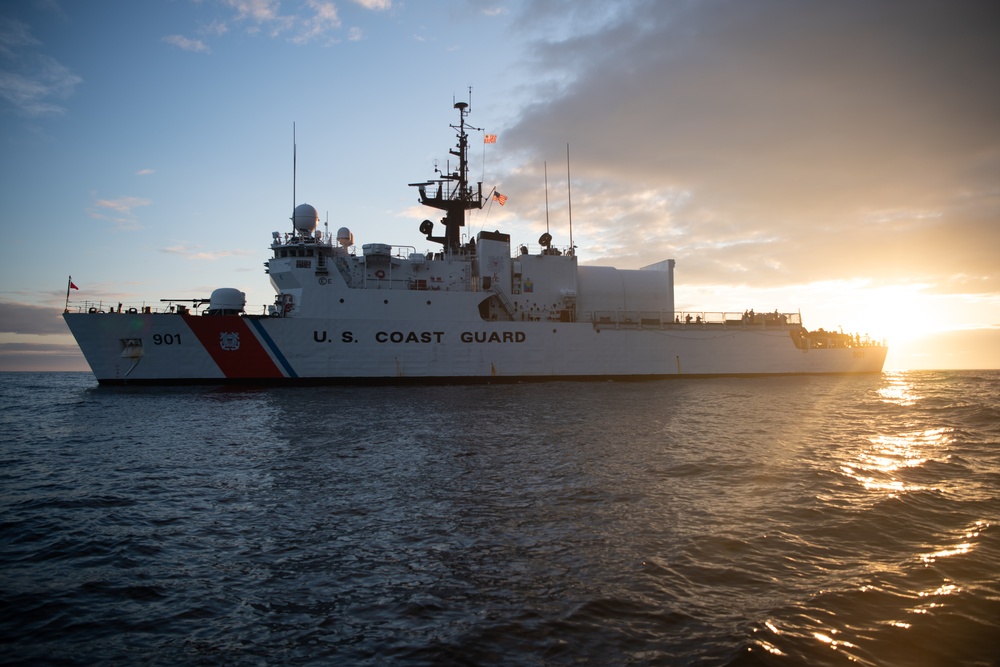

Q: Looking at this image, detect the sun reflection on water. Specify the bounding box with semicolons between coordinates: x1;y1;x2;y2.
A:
841;427;952;496
851;372;942;494
905;522;990;619
750;621;786;656
812;629;857;652
762;372;997;662
920;544;972;564
877;372;922;406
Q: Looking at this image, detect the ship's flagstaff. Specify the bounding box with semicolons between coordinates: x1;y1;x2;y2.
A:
64;276;78;312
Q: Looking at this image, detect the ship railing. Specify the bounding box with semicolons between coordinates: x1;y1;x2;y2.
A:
358;245;482;291
590;311;673;330
417;181;479;206
661;311;806;327
589;310;803;331
514;243;576;258
273;230;333;247
65;300;277;317
66;300;169;315
790;329;886;350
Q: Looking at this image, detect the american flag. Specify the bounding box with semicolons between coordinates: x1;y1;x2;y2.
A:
493;192;508;206
484;134;497;144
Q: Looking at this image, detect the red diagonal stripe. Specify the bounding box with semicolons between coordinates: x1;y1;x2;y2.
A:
182;314;283;378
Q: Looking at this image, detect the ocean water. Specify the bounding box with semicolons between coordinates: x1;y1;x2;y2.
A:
1;371;998;667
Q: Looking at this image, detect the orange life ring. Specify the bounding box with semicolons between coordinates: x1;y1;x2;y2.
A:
375;269;386;279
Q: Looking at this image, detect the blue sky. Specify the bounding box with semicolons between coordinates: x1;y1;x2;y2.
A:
2;0;999;371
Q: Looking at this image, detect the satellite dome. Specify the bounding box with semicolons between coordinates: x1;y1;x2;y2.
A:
293;204;319;233
337;226;354;247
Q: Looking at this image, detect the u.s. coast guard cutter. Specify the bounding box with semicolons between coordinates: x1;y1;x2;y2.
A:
63;101;887;384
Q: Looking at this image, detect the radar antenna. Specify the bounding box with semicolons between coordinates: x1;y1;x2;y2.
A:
408;94;485;251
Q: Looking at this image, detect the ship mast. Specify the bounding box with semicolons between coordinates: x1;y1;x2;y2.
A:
410;98;484;251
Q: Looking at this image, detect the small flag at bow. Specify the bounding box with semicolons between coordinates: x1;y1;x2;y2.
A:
493;192;508;206
70;281;79;290
484;134;497;144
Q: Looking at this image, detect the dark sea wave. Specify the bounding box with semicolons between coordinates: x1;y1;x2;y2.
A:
1;371;998;666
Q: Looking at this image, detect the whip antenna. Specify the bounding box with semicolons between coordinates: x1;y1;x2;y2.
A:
292;123;297;232
544;161;550;235
566;143;573;252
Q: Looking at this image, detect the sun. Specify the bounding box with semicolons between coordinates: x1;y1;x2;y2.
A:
848;284;946;348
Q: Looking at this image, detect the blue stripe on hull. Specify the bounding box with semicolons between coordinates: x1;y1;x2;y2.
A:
247;318;299;378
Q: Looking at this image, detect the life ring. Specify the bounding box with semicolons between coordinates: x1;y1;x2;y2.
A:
375;269;386;279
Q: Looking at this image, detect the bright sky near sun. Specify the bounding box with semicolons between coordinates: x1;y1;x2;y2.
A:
1;0;999;371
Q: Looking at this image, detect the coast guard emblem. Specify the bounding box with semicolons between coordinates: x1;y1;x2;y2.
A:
219;332;240;351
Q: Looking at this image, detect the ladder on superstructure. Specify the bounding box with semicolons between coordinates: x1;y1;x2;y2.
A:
491;284;516;320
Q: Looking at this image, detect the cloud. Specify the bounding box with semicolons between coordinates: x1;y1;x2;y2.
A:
223;0;295;37
92;196;151;214
291;0;341;44
161;244;191;255
0;17;82;116
0;301;69;335
351;0;392;9
218;0;360;43
225;0;283;23
88;195;152;230
162;34;210;53
136;168;155;176
160;0;379;49
201;20;229;37
160;244;254;260
0;15;40;57
499;0;1000;299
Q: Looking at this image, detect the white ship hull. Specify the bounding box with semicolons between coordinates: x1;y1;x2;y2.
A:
63;312;887;384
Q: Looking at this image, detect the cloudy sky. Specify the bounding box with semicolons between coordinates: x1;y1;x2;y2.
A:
1;0;998;372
